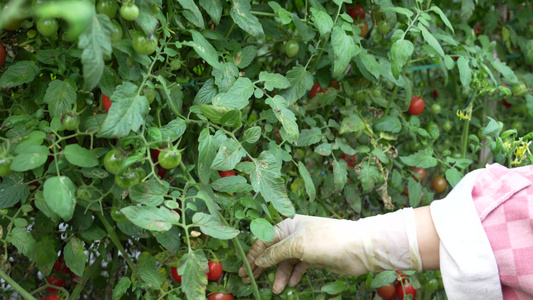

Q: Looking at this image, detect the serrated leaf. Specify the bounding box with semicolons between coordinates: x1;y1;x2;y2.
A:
193;78;217;104
33;236;56;275
139;268;164;290
331;26;359;78
98;82;150;138
10;145;49;172
121;206;180;231
340;115;365;134
242;126;261;144
382;7;414;17
408;177;423;207
280;65;314;105
370;271;397;288
199;0;222;24
211;139;243;171
64;237;87;277
235;45;257;69
314;143;332;156
154;226;181;255
129;180;170;206
78;14;113;90
44;176;76;221
430;6;454;34
113;277;132;300
136;1;159;35
419;24;445;57
297;162;316;202
321;281;348;295
64;144;99;168
231;0;265;41
489;60;517;84
212;77;254;110
250;151;295;217
291;13;315;42
373;116;401;133
266;96;299;144
297;128;322;147
457;56;472;87
0;175;29;209
0;61;40;88
333;161;347;193
268;2;291;25
43;80;77;117
11;227;36;260
192;212;239;239
359;51;382;79
179;250;208;300
198;129;217;183
390;39;414;79
184;30;223;72
445;168;462;187
259;71;290;91
250;218;275;242
310;8;333;36
399;149;438;168
212;176;253;193
177;0;204;28
483;117;503;138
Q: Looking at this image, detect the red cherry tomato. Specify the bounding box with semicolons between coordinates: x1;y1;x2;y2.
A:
410;167;426;182
328;80;340;90
376;283;396;299
207;292;234;300
502;98;512;108
347;5;365;20
53;257;72;275
396;280;417;299
219;170;237;177
0;42;6;68
44;295;61;300
474;24;482;36
340;153;356;167
432;89;438;99
46;274;66;293
310;82;324;98
151;146;167;162
207;261;223;281
408;96;424;115
101;94;112;113
170;266;182;283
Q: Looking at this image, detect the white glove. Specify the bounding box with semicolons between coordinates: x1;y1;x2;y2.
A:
239;208;423;294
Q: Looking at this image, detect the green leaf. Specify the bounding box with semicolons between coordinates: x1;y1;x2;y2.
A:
136;1;159;35
162;119;187;142
98;82;150;138
321;280;348;295
250;218;275;243
179;250;208;300
184;30;223;72
121;206;180;232
445;168;462;187
314;143;332;156
129;180;170;206
297;162;316;202
418;24;445;57
212;176;253;193
408;177;423;207
266;96;299;144
340;115;365;134
526;94;533;117
0;175;29;209
280;65;314;105
42;80;77;117
457;56;472;87
43;176;77;221
78;13;113;90
483;117;503;138
331;26;359;78
373;116;401;133
250;151;295;217
358;161;380;193
291;13;315;42
199;0;222;24
268;2;291;25
358;50;382;79
489;60;517;84
139;268;164;290
430;6;454;34
64;144;99;168
235;45;257;69
64;237;87;277
33;236;56;275
400;149;438;168
390;39;414;79
310;7;333;36
333;161;347;193
11;227;36;260
370;271;397;288
242;126;261;144
259;71;291;91
211;139;243;171
113;277;132;300
297;128;322;147
193;78;217;104
154;226;180;255
11;145;49;172
177;0;204;28
192;212;239;239
460;0;475;21
198;104;228;123
212;77;254;110
0;61;40;88
231;0;265;41
382;7;414;18
78;224;106;241
198;128;217;183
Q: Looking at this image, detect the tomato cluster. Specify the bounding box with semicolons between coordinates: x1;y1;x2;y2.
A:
375;271;417;300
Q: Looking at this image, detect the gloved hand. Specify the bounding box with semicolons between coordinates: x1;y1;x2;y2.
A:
239;208;423;294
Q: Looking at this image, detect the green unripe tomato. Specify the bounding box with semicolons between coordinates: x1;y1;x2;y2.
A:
353;89;367;103
61;113;79;131
512;81;528;97
110;20;123;42
442;120;452;132
377;19;391;34
284;40;299;58
158;149;182;169
372;88;381;97
104;148;126;174
430;103;442;114
26;29;37;38
120;3;139;21
97;0;118;18
132;31;157;55
115;166;145;188
37;18;59;37
511;120;523;132
0;157;12;177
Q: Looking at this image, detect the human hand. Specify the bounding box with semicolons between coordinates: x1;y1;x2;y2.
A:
239;210;422;294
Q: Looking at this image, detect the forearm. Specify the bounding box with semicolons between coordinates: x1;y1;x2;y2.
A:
414;206;440;270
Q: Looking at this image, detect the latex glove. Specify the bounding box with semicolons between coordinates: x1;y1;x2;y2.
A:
239;208;422;294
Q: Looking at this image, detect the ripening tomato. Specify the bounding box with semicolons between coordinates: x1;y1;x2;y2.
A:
170;266;182;283
396;281;417;299
207;261;223;281
328;80;340;90
354;19;369;37
310;82;324;98
151;146;167;162
474;24;482;36
219;170;237;177
432;89;438;99
502;98;512;108
0;42;6;68
347;5;365;20
340;153;356;167
101;94;112;113
158;149;182;169
104;148;126;175
376;283;396;299
207;292;234;300
120;3;139;21
46;274;66;293
285;40;299;58
431;176;447;193
408;96;424;115
44;295;61;300
410;167;426;182
132;31;157;55
53;257;72;275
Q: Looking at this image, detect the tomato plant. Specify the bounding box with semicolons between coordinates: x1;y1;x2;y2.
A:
132;31;157;55
408;96;424;115
285;40;299;58
207;261;223;281
120;3;139;21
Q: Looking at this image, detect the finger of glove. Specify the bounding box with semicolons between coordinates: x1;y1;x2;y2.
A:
272;259;299;295
238;238;272;278
240;265;265;284
255;236;303;269
288;261;308;287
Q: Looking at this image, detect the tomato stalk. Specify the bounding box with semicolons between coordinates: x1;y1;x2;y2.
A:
0;269;36;300
97;212;137;273
460;94;476;163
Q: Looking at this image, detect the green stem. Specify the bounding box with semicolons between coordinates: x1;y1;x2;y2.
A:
98;213;137;273
250;11;276;17
0;269;36;300
69;253;104;300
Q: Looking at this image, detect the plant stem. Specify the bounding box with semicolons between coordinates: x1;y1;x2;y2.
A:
0;269;36;300
98;213;137;273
